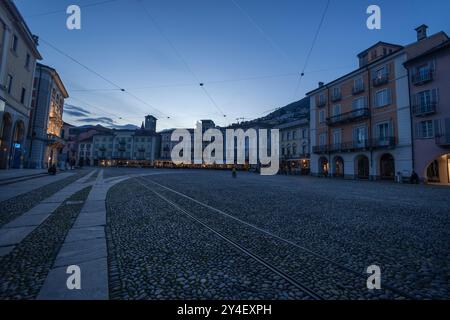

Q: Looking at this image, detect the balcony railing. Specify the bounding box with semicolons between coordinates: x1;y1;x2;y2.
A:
352;85;365;95
326;108;370;126
373;74;389;86
331;93;342;102
412;70;434;85
317;99;327;108
313;137;395;154
435;135;450;147
412;102;437;117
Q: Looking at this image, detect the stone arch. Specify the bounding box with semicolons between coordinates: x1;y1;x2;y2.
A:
355;154;369;179
332;156;344;178
380;153;395;180
318;156;329;177
0;113;13;169
424;153;450;184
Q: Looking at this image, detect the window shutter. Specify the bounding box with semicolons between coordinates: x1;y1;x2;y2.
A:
416;122;423;139
445;118;450;139
433;119;441;137
429;60;436;72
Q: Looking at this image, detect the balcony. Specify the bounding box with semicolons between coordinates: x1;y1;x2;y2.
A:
326;108;370;126
312;145;328;154
313;137;395;154
435;135;450;147
317;99;327;108
370;137;396;149
412;102;437;117
352;85;365;95
373;74;389;87
330;93;342;102
412;70;434;85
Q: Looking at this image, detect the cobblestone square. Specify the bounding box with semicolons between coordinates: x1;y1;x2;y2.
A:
0;168;448;300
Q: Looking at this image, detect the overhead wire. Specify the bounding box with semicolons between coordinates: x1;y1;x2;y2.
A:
39;38;172;120
136;0;227;118
292;0;331;100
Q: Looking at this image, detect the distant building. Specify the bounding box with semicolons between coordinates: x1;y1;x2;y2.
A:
307;25;448;180
404;34;450;183
0;0;42;169
277;117;310;174
92;115;160;167
26;63;69;169
158;128;176;165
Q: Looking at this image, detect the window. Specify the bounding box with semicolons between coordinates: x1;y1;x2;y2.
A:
11;35;18;53
332;130;342;145
292;130;296;139
319;133;326;146
332;105;341;116
287;132;291;140
354;126;367;146
375;89;391;107
353;77;364;92
319;109;326;123
371;49;377;60
292;144;297;155
20;88;26;104
318;93;326;106
302;129;307;138
302;145;307;155
376;122;390;140
418;120;434;138
281;132;285;141
352;97;367;110
376;66;387;77
332;87;341;100
25;54;31;69
415;89;438;108
6;75;13;94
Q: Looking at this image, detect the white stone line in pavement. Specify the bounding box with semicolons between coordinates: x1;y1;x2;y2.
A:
38;169;114;300
0;172;75;203
0;173;96;257
37;171;175;300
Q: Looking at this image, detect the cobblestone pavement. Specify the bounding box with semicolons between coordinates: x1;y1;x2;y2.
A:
105;169;450;300
0;169;93;228
0;168;448;300
0;187;92;299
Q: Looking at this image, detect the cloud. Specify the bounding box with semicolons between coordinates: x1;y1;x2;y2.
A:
81;117;116;126
64;104;91;118
64;110;90;117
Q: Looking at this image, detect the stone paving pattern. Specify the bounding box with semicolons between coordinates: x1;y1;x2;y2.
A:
0;168;449;300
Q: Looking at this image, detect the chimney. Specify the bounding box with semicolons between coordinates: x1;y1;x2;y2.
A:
415;24;428;41
318;82;324;88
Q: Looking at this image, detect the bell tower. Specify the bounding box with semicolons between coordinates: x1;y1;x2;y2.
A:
144;115;157;132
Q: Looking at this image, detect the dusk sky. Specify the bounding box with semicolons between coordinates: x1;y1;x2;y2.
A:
14;0;450;130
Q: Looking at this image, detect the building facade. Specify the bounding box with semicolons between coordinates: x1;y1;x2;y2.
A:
0;0;42;169
92;115;160;167
26;63;68;169
404;37;450;183
308;26;448;181
277;117;310;174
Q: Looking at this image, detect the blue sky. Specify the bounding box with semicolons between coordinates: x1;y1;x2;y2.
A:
14;0;450;130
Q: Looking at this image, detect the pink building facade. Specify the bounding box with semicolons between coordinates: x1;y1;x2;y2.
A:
405;37;450;183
